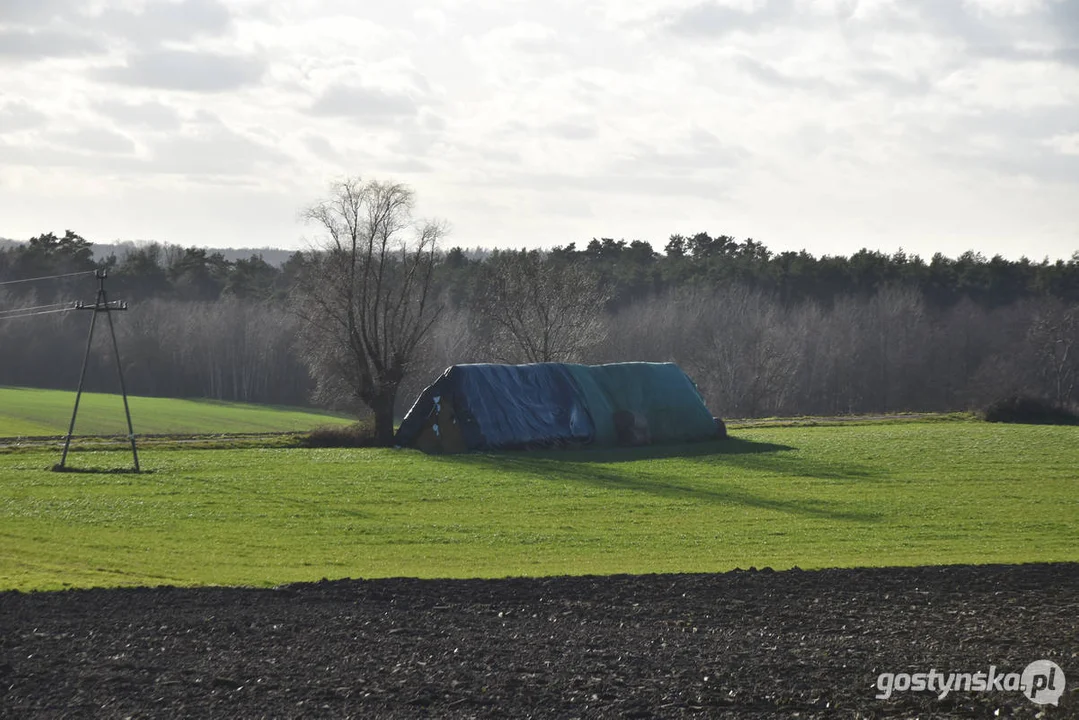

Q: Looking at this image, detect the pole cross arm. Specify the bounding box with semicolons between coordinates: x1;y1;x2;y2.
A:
74;300;128;311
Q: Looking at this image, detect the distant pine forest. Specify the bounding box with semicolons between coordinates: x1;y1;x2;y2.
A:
2;230;1077;419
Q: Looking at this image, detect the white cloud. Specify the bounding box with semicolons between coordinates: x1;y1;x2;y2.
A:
96;50;267;92
0;0;1073;258
146;120;289;176
0;100;46;133
302;134;337;161
546;119;599;141
50;126;137;155
94;99;183;131
663;0;797;38
481;21;560;53
309;83;419;122
0;0;79;25
1044;133;1079;156
935;58;1077;110
413;7;450;34
964;0;1048;17
93;0;234;44
0;29;105;61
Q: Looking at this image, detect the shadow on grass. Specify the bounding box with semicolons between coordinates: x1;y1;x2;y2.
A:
466;437;880;482
437;437;882;523
50;464;149;474
686;444;882;482
519;437;793;463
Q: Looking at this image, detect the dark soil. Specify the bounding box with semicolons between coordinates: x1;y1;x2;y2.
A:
2;564;1077;719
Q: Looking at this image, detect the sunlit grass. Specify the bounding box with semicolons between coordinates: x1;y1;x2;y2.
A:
0;421;1076;591
0;386;351;437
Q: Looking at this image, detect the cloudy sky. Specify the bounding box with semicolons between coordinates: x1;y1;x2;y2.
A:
1;0;1077;260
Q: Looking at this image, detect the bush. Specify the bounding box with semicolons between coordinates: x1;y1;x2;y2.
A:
300;422;381;448
982;396;1079;426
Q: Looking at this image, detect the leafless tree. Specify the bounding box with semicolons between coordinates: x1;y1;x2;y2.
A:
658;286;803;418
865;285;930;413
395;304;484;417
292;177;445;444
1028;300;1078;406
470;250;608;363
107;298;309;404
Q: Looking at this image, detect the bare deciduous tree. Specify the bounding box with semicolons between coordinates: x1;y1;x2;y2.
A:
470;250;608;363
293;177;445;444
1029;300;1078;406
652;286;802;418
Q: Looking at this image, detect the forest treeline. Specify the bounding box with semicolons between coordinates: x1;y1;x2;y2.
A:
1;229;1077;418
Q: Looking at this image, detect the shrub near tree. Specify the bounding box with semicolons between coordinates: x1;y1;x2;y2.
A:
983;396;1079;425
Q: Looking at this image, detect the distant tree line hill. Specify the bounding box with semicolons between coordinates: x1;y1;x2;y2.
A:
1;229;1077;418
541;235;1079;310
93;241;299;269
2;230;1076;309
0;232;298;303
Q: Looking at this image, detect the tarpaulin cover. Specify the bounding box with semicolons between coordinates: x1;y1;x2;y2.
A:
566;363;717;445
395;362;716;452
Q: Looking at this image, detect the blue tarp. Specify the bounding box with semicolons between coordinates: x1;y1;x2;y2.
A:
395;362;716;452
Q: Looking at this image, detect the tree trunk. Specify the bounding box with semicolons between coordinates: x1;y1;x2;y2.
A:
370;387;398;446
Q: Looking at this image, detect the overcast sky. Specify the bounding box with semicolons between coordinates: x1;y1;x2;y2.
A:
0;0;1077;260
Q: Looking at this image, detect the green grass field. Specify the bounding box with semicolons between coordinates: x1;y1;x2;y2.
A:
1;420;1076;591
0;387;351;436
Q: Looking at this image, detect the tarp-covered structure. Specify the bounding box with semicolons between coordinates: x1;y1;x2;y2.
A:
395;362;718;453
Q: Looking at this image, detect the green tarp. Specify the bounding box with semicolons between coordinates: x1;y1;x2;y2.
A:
396;362;717;451
566;363;717;445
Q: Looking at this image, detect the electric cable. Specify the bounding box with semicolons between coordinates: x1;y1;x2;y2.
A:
0;307;77;322
0;301;75;315
0;270;96;287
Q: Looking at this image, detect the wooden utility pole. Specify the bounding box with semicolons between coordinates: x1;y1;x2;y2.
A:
57;269;139;472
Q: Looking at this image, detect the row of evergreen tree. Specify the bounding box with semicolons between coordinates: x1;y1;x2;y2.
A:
2;230;1077;309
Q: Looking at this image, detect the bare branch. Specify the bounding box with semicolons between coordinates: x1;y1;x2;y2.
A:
292;176;445;443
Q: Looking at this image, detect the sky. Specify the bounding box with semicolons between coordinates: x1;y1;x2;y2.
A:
0;0;1077;260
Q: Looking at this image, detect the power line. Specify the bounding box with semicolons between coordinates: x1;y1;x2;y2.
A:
0;307;76;322
0;270;96;287
0;301;75;316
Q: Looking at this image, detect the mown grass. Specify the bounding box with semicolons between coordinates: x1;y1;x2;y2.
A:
0;387;352;437
0;421;1076;591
